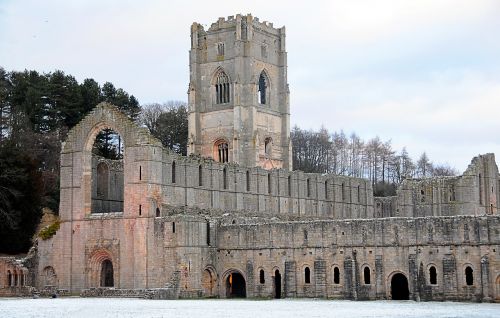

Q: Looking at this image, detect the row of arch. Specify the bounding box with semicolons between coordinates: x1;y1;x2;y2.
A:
5;270;27;287
213;68;270;106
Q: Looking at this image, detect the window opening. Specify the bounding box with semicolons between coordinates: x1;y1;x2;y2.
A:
363;267;371;284
305;267;311;284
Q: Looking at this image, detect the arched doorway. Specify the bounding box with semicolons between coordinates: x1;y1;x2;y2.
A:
274;269;282;299
226;271;246;298
100;260;114;287
391;273;409;300
202;268;217;297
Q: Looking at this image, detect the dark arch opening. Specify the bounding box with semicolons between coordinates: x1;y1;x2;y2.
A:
363;267;371;284
465;266;474;286
100;259;114;287
226;272;246;298
305;267;311;284
155;207;160;217
391;273;409;300
259;269;265;284
7;270;12;286
429;266;437;285
274;269;282;299
333;267;340;284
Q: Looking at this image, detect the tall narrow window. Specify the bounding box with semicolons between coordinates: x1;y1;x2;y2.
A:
198;165;203;186
172;222;176;233
139;165;142;180
333;267;340;284
215;70;230;104
214;140;229;163
139;205;142;216
223;167;228;190
7;270;11;286
357;185;361;203
268;173;272;194
259;269;265;284
305;267;311;284
363;267;371;284
264;137;272;157
171;161;176;183
307;178;311;197
429;266;437;285
258;72;268;104
288;175;292;196
246;170;250;192
156;207;160;217
217;42;224;56
325;180;328;199
465;266;473;286
206;221;210;246
341;183;345;201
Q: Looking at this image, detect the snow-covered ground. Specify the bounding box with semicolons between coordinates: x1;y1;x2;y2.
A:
0;298;498;318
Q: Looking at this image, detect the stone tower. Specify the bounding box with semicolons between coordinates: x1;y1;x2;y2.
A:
187;14;292;170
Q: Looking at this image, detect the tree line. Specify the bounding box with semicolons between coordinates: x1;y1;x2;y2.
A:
291;126;458;196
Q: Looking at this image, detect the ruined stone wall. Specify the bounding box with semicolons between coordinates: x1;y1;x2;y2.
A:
214;215;500;301
30;103;499;303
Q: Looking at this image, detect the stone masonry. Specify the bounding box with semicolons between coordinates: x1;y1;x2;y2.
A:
2;15;499;301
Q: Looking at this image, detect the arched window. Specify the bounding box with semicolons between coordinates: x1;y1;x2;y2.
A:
19;271;24;286
171;161;176;183
429;266;437;285
215;70;230;104
199;165;203;186
465;266;473;286
214;139;229;163
7;270;12;287
264;137;272;157
363;267;371;284
259;269;265;284
223;167;228;190
333;267;340;284
304;267;311;284
96;162;109;198
156;207;160;217
258;71;268;104
288;175;292;196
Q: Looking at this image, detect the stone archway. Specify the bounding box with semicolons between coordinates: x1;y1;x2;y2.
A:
100;259;114;287
225;271;246;298
274;269;282;299
202;267;217;297
390;273;409;300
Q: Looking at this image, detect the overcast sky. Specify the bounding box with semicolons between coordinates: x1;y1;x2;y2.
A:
1;0;500;172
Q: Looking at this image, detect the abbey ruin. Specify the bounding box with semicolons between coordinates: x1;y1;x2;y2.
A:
1;14;499;302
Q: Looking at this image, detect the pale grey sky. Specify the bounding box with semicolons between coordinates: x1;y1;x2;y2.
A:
1;0;500;171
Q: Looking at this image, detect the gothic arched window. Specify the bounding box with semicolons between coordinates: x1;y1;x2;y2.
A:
215;70;230;104
264;137;272;157
214;139;229;163
258;71;268;104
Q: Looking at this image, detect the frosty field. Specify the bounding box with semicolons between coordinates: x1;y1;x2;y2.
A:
0;298;499;318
